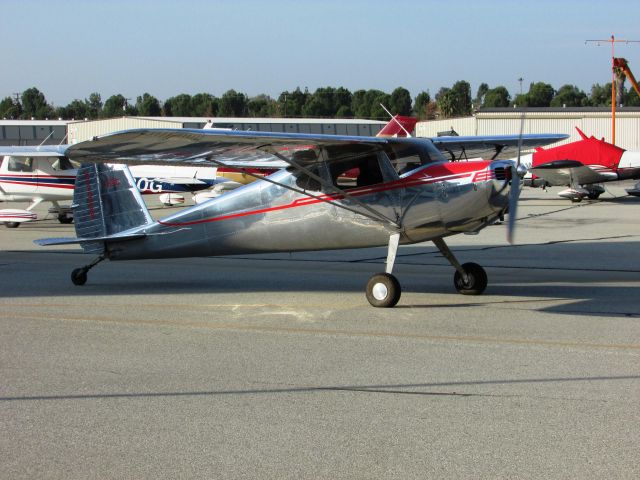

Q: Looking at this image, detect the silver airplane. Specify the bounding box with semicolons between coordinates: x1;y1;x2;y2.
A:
37;128;567;307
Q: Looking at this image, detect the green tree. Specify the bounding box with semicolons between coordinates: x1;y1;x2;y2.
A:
0;96;22;118
512;93;527;107
351;89;370;117
351;89;388;118
482;86;511;107
86;92;102;119
550;84;587;107
219;89;247;116
626;86;640;106
413;91;430;118
389;87;412;116
164;94;193;116
191;93;218;116
21;87;52;119
277;87;309;117
247;94;275;117
474;82;489;109
527;82;555;107
436;82;472;117
332;87;353;117
589;83;612;106
450;80;472;116
302;87;350;117
369;94;391;119
63;99;89;119
135;93;162;116
436;88;455;118
102;94;136;117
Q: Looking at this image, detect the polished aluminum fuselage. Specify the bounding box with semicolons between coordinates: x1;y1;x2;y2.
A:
106;160;512;261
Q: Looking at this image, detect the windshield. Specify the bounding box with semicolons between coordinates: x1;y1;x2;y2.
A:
384;140;447;175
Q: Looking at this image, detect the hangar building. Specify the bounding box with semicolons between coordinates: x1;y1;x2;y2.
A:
0;117;388;146
0;120;69;146
416;107;640;151
67;117;388;144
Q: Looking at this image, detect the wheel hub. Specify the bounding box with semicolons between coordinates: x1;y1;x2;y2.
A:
372;282;388;301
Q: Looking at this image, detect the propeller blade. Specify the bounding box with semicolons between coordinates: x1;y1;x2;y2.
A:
507;163;520;244
508;111;526;244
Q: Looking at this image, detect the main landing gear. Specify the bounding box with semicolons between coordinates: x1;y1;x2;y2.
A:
70;254;105;286
365;235;488;307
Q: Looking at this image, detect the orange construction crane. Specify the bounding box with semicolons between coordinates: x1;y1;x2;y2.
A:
613;57;640;98
586;35;640;144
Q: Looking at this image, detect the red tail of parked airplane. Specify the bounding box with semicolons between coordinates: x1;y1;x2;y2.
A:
528;127;640;201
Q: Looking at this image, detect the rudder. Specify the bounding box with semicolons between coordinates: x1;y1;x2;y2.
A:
73;163;153;254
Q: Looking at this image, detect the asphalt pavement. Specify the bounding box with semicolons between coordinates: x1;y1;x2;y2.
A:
1;183;639;479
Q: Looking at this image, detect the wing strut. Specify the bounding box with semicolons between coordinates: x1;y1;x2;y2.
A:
202;153;401;230
284;149;401;230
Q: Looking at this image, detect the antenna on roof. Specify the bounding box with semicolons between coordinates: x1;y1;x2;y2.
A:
379;104;412;138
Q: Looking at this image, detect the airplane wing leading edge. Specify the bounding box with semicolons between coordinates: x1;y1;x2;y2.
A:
67;129;568;170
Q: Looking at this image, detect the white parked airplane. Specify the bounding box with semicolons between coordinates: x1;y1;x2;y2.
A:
0;145;229;227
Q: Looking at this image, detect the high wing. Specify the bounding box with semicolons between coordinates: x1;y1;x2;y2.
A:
66;128;396;169
530;160;618;186
66;128;567;171
432;134;568;161
0;145;69;157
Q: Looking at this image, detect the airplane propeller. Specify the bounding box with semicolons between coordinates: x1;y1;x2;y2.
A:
507;112;526;244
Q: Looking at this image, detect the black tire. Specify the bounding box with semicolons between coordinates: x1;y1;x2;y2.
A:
58;214;74;224
4;222;20;228
71;268;88;286
570;196;582;203
453;262;487;296
587;192;601;200
366;273;401;308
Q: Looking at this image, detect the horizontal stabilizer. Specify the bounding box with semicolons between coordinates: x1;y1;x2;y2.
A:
34;233;146;247
530;162;615;186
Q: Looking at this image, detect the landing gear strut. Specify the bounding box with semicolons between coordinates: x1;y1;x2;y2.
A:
366;233;401;308
71;254;105;286
433;238;488;296
365;235;489;307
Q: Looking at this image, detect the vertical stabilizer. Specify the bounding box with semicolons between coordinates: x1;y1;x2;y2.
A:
73;163;153;253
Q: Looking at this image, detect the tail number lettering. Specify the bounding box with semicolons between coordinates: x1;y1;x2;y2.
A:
136;177;163;193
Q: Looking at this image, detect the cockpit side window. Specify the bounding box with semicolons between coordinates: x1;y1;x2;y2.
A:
51;156;77;171
324;144;387;189
385;140;447;175
8;156;33;172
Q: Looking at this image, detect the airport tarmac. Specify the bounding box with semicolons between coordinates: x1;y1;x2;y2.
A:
1;183;639;479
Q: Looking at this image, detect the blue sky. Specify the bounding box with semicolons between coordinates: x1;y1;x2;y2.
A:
3;0;640;107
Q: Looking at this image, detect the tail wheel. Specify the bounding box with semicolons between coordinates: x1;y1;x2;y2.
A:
453;262;487;296
366;273;401;308
58;214;74;224
71;268;88;286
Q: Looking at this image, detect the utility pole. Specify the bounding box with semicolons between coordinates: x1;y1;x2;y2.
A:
586;34;640;145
